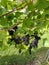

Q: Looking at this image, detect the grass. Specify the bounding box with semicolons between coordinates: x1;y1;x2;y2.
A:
0;45;36;65
0;45;49;65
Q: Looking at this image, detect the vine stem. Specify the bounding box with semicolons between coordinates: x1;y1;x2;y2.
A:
0;0;31;17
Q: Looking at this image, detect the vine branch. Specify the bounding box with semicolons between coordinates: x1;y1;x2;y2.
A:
0;0;31;17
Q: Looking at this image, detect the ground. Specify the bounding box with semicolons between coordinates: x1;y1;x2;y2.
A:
26;47;49;65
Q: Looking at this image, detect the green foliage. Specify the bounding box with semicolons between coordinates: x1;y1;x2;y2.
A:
0;0;49;52
0;0;49;65
28;2;35;11
23;17;33;28
36;0;49;10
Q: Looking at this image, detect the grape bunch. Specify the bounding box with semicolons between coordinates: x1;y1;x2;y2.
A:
29;32;41;54
8;25;18;36
22;34;30;46
8;29;41;54
10;36;22;53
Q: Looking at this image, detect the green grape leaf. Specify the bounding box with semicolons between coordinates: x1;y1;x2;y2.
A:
1;0;8;8
6;13;14;21
36;0;49;10
0;6;6;15
27;2;35;11
15;12;23;18
22;18;33;28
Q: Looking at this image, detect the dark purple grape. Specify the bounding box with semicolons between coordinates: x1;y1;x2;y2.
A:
22;40;28;45
29;48;31;54
35;36;41;41
8;29;14;36
13;37;21;44
34;31;38;35
13;26;18;31
19;49;22;53
31;39;38;48
10;38;14;41
22;34;30;46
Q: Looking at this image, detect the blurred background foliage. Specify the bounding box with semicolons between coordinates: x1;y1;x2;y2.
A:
0;0;49;65
0;0;49;48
